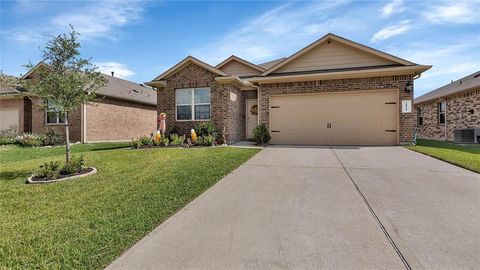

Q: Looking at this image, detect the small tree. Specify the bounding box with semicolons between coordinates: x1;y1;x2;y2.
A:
24;26;106;163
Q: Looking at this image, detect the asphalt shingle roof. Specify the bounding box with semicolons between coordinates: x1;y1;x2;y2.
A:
414;71;480;104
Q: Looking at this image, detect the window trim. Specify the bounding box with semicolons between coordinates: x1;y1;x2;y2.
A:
175;88;211;121
417;107;423;126
438;101;446;124
45;100;66;125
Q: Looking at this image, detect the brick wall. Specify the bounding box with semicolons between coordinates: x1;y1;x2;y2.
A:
258;75;414;144
86;97;157;141
415;88;480;141
31;97;83;142
158;63;247;142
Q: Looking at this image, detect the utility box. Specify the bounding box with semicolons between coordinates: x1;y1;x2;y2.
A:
454;128;480;144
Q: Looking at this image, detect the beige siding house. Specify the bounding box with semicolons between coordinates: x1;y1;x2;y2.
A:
414;71;480;141
0;72;157;142
147;33;431;145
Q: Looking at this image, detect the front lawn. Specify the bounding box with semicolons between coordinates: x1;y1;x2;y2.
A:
0;143;259;269
406;139;480;173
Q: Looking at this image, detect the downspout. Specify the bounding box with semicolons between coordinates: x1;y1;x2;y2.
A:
82;103;87;143
445;100;447;141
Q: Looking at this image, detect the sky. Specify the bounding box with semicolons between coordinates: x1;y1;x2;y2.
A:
0;0;479;97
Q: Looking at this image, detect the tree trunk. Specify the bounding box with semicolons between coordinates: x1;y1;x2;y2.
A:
65;113;71;163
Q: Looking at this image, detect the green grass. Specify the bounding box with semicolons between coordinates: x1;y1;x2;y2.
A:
406;139;480;173
0;143;259;269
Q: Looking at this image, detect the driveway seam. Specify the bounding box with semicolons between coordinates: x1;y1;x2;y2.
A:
330;147;412;270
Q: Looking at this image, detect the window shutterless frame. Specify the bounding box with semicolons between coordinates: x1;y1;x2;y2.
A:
438;101;446;124
45;100;66;125
175;88;211;121
417;107;423;126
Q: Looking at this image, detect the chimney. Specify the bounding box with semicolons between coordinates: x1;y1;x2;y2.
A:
111;71;114;77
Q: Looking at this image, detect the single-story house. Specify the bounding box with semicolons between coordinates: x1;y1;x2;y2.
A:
146;33;431;145
0;70;157;142
414;71;480;141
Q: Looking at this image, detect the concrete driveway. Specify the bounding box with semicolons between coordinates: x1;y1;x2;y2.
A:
107;146;480;270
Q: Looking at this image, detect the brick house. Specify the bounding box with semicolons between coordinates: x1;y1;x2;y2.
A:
414;71;480;141
0;71;157;142
146;33;431;145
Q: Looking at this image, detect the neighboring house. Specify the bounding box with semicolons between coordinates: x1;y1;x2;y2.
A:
414;71;480;141
0;71;157;142
146;33;430;145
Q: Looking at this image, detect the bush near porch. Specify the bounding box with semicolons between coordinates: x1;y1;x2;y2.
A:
0;143;259;269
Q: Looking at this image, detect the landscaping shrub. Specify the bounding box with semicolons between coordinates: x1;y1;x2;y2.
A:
253;123;271;145
130;138;141;149
0;125;18;145
169;133;184;146
202;135;215;146
138;135;151;146
15;133;44;147
37;161;61;180
40;127;62;146
195;121;217;138
160;135;169;146
62;155;85;175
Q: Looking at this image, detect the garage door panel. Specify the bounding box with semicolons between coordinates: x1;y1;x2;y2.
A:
270;90;398;145
0;107;19;131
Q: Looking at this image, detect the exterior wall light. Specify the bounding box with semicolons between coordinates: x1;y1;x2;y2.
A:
405;81;413;93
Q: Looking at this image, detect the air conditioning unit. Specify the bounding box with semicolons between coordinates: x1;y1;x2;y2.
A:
454;128;480;144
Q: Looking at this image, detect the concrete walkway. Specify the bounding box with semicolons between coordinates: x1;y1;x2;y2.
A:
107;146;480;270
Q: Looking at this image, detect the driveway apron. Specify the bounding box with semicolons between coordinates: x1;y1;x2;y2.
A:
107;146;480;270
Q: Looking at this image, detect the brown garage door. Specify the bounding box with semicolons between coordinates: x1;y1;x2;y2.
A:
269;90;398;145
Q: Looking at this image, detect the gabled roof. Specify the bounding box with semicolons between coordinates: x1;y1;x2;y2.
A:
98;74;156;105
150;56;228;83
18;63;156;105
216;55;265;72
414;71;480;104
260;33;417;76
258;57;287;70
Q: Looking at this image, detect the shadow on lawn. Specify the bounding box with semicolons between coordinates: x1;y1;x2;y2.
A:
89;145;130;152
416;139;480;155
0;169;32;181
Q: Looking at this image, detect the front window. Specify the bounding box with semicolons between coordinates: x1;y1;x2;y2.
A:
438;101;446;124
417;107;423;126
175;88;211;121
46;100;66;124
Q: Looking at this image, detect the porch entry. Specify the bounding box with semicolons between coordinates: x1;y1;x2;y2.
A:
246;99;258;140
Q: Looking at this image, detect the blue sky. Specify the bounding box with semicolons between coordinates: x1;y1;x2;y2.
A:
1;0;479;97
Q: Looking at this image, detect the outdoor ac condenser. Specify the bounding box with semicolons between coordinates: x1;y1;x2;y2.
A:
454;128;480;144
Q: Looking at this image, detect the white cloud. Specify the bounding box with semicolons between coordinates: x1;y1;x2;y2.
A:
190;0;356;65
4;0;145;44
371;20;411;43
51;0;144;40
388;38;480;96
424;0;480;24
381;0;405;17
96;62;136;79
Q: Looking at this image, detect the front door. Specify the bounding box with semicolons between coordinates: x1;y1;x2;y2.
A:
246;99;258;140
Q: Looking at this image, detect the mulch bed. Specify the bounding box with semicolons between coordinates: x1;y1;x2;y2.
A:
26;167;97;184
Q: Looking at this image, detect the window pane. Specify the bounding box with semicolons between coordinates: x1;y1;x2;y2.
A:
176;89;192;105
418;117;423;126
47;112;57;124
439;101;446;112
177;105;192;120
58;112;66;124
194;88;210;104
439;113;445;124
195;105;210;120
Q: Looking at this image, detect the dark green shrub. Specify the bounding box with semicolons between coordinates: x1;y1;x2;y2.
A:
62;155;84;175
195;121;216;138
41;127;61;146
16;133;43;147
138;135;151;146
37;161;61;180
170;133;183;146
253;123;271;145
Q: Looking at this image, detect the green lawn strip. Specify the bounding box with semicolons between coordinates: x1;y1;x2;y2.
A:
405;139;480;173
0;142;130;165
0;146;259;269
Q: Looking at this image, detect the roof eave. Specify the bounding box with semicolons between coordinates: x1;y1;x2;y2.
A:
249;65;432;84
